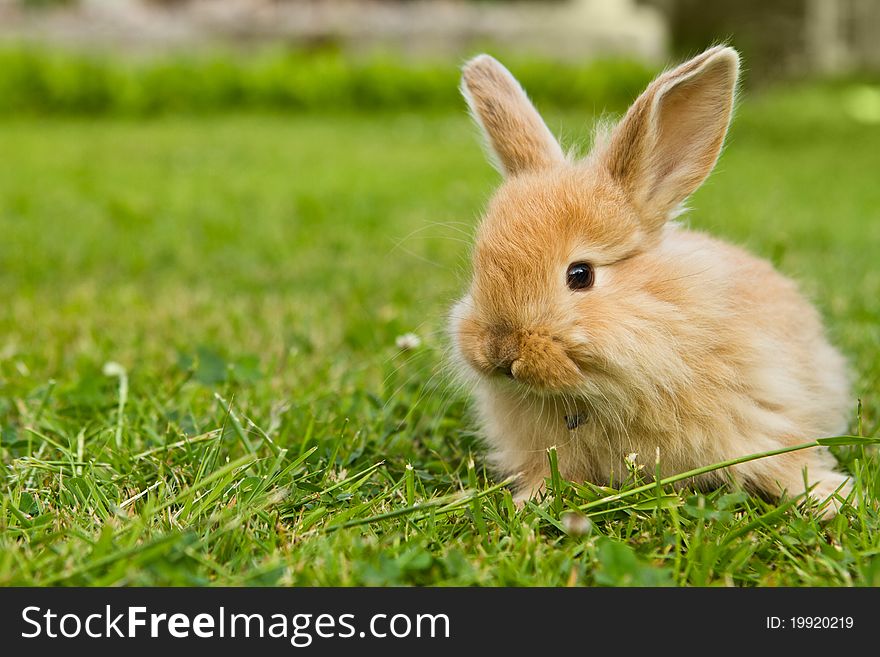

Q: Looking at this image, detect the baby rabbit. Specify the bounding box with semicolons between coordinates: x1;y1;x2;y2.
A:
450;46;853;515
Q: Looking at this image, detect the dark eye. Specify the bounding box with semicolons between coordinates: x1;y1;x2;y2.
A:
566;262;594;291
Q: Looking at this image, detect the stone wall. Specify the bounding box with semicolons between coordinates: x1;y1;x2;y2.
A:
0;0;668;62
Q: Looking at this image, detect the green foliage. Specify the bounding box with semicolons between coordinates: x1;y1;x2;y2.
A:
0;46;656;115
18;0;78;8
0;84;878;585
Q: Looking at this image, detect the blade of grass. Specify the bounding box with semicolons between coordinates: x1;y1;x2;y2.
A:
321;475;519;533
577;435;876;513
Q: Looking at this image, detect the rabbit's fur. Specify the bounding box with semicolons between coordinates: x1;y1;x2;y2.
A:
450;47;852;515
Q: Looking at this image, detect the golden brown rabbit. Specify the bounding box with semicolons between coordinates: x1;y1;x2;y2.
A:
449;47;852;516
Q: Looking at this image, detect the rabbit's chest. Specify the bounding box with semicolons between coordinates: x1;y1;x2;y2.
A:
476;385;638;481
476;383;708;484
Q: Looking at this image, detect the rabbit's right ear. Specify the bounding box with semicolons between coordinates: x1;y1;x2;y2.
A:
600;46;740;231
461;55;565;177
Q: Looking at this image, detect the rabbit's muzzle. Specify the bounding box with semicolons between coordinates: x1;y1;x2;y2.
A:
485;326;582;391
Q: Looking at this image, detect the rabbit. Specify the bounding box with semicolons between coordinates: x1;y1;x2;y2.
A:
449;46;854;517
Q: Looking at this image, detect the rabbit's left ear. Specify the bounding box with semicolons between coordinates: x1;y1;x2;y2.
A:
600;46;740;230
461;55;565;176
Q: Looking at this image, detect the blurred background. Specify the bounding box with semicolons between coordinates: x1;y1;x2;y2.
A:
1;0;879;386
1;0;880;113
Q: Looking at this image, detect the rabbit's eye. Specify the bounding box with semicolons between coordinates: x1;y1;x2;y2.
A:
566;262;594;290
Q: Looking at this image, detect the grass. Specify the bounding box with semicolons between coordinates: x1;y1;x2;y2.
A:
1;82;879;586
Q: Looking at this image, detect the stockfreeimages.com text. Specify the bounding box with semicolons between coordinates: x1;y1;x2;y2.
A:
21;606;450;647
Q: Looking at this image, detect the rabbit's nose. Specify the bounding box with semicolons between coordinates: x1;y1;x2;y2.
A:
488;328;520;378
494;359;516;379
490;340;520;379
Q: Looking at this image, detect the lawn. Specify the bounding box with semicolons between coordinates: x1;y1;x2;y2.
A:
1;84;879;586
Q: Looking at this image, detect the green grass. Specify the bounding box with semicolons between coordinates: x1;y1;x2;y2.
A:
1;83;879;586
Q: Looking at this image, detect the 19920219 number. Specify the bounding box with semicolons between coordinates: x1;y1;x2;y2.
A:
766;617;854;629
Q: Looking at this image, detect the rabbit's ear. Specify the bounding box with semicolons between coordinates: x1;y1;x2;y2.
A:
601;46;739;230
461;55;565;176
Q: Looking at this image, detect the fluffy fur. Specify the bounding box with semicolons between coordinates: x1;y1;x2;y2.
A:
450;47;853;516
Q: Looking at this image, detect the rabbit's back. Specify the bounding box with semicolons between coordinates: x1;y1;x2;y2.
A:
655;226;851;440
